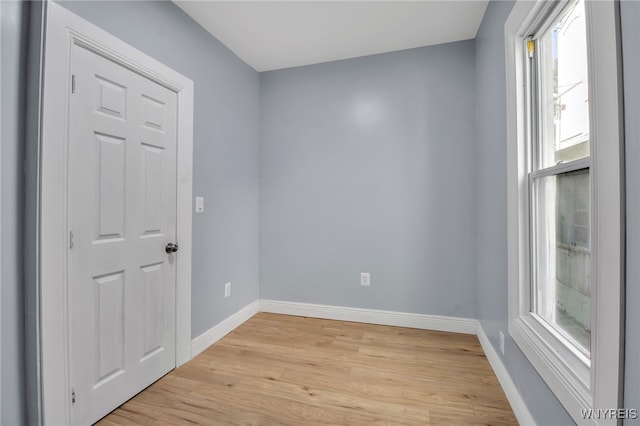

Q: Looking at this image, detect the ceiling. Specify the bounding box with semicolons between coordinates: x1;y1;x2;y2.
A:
173;1;489;72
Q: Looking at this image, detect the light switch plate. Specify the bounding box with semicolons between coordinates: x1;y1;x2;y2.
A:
195;196;204;213
225;282;231;298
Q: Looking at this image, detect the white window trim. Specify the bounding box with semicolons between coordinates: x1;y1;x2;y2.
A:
39;3;194;424
506;1;624;424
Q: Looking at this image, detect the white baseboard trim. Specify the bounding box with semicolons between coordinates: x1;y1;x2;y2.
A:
259;299;477;334
191;300;260;358
476;323;536;426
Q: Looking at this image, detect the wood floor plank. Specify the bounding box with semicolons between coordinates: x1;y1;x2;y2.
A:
97;313;517;425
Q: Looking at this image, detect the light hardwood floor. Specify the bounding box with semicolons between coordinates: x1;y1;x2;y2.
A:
97;313;517;425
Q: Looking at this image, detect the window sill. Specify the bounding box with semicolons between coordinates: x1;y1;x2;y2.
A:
510;314;591;421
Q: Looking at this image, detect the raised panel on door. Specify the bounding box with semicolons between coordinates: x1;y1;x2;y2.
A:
141;143;164;237
141;94;165;132
93;271;125;388
93;133;126;242
95;75;127;120
140;262;164;362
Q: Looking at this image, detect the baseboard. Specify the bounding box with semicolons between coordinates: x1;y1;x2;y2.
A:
191;300;260;357
476;323;536;426
259;299;477;334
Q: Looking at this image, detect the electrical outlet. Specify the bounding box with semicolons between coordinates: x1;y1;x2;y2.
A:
224;282;231;298
499;331;505;355
360;272;370;286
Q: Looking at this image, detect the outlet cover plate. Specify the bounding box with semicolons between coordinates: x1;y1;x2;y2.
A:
360;272;370;286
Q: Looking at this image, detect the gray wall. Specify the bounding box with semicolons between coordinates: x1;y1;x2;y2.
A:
57;1;261;339
1;2;28;424
259;42;478;317
474;1;575;424
622;0;640;423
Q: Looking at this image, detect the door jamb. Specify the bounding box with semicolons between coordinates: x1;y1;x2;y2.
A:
39;3;194;424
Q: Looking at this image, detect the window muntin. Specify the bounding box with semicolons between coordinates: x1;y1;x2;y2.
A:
529;0;591;356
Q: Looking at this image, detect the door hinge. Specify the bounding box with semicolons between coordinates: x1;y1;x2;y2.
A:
69;230;75;249
71;389;76;405
71;74;76;94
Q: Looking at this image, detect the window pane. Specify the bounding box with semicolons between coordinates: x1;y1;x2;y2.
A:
533;169;590;353
538;0;590;168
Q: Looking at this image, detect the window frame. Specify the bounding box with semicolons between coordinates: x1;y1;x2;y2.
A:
505;0;624;423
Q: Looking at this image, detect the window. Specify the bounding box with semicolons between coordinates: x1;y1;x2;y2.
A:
506;0;623;423
529;0;592;356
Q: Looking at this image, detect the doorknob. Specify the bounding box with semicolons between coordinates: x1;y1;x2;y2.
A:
165;243;179;254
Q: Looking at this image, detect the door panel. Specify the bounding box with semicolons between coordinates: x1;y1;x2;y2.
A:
94;133;126;240
93;271;125;385
141;262;164;359
68;43;178;425
141;144;164;235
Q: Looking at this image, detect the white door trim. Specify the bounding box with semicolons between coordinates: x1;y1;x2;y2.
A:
40;3;193;424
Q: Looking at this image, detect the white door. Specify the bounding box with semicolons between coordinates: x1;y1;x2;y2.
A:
67;43;178;425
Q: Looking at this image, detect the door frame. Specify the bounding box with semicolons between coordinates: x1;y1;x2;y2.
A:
39;2;194;424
